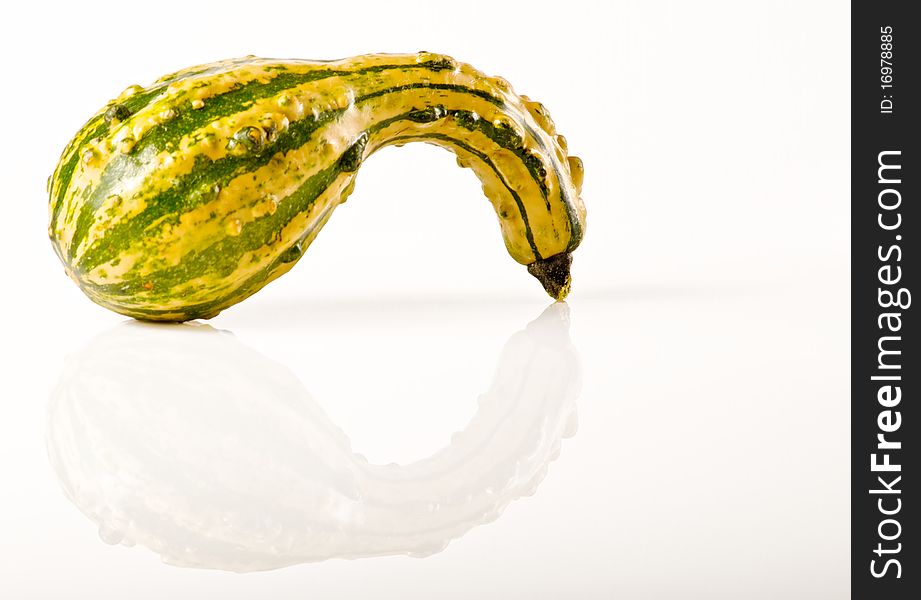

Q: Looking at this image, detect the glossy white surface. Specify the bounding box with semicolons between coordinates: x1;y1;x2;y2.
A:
1;283;850;598
1;0;848;598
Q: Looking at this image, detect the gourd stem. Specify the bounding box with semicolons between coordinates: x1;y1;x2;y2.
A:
527;253;572;300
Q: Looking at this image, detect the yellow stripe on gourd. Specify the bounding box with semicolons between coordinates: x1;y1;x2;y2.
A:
81;86;559;281
69;66;485;261
86;172;352;314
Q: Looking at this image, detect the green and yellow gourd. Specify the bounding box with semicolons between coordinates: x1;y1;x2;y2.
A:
48;53;586;321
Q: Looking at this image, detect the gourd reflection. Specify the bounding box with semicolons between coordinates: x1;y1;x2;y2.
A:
47;303;580;572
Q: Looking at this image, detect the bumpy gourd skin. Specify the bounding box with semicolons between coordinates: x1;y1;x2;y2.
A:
48;52;586;321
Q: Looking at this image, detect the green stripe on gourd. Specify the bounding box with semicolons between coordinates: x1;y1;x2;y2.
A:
68;82;558;265
72;98;551;276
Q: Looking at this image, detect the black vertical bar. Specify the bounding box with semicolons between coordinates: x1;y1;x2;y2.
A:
852;2;916;598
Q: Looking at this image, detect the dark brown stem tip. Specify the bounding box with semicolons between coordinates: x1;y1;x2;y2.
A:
527;253;573;301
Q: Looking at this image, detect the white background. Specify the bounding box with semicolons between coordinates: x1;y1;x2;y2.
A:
0;1;849;598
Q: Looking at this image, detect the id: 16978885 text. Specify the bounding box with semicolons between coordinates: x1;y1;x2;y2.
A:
880;26;894;113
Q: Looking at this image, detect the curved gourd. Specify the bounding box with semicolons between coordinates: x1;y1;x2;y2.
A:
48;53;586;321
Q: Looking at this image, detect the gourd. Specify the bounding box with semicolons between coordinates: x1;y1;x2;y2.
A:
48;53;586;321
